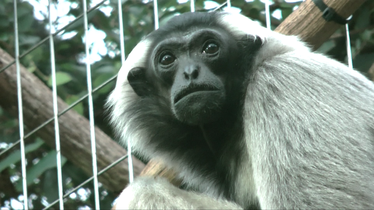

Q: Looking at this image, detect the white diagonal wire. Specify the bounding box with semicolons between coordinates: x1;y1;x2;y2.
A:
14;0;28;209
118;0;134;183
48;1;64;209
82;0;100;209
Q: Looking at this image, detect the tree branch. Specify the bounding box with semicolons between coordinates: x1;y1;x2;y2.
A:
0;47;145;194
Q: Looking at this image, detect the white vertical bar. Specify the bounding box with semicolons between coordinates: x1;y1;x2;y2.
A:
226;0;231;9
118;0;134;183
265;1;271;30
127;131;134;183
345;24;353;69
82;0;100;209
153;0;159;29
48;1;64;209
14;0;28;209
118;0;125;64
190;0;195;12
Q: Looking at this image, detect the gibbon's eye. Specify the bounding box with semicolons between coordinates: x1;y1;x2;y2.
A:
160;54;176;66
203;42;219;54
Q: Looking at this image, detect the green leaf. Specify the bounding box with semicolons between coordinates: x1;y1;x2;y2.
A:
353;53;374;73
0;138;44;173
355;7;370;29
160;13;180;27
317;40;335;54
19;35;41;46
47;72;72;87
360;30;371;42
43;169;60;202
15;150;67;191
18;15;34;32
281;7;293;20
95;65;116;74
0;33;9;41
0;18;9;27
17;5;30;18
251;0;264;10
93;73;115;94
65;95;84;114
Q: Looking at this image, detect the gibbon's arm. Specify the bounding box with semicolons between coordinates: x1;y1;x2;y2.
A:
112;177;243;209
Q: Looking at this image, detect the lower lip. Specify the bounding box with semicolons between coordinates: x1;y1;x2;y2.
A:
175;90;219;104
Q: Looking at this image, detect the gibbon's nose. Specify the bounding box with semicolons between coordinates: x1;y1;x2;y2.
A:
183;65;200;80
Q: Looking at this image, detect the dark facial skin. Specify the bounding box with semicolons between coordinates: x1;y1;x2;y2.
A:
128;28;244;125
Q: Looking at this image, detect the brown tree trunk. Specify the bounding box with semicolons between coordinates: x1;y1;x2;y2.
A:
0;47;145;194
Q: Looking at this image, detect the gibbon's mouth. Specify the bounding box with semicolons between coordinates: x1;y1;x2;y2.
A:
174;84;219;104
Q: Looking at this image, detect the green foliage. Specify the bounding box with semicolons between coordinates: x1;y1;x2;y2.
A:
0;139;44;173
47;72;72;87
15;150;67;192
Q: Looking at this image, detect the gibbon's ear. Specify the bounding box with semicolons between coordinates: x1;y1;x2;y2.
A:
127;67;151;97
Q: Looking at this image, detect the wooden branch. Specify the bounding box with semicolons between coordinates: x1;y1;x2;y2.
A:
139;0;366;184
368;63;374;82
139;159;182;186
0;47;145;194
275;0;366;49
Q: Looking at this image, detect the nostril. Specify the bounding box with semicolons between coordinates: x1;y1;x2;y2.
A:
191;69;199;79
184;66;200;80
183;72;189;79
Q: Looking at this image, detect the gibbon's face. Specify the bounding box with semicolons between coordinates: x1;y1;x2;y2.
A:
127;13;255;125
